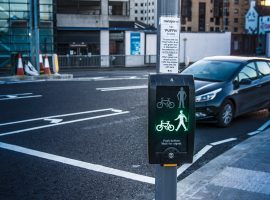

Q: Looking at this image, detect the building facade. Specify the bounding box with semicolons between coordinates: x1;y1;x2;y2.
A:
56;0;135;56
0;0;55;69
133;0;157;27
181;0;250;34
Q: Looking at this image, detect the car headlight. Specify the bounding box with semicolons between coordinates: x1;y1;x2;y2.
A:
196;88;222;102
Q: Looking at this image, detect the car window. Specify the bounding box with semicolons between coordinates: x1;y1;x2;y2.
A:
238;62;257;82
256;61;270;76
181;59;241;82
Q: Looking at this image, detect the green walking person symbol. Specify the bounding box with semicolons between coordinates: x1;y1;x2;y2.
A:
174;110;188;131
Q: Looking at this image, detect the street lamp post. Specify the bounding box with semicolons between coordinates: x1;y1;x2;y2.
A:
33;0;40;72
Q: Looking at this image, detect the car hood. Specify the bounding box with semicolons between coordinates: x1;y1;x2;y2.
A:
195;79;225;95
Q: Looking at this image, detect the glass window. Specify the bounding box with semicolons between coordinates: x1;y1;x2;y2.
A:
0;3;9;10
9;27;29;35
40;5;53;13
10;11;29;19
11;35;29;43
40;28;53;36
10;3;28;11
40;0;52;4
10;43;30;51
0;35;10;43
257;61;270;76
10;0;29;3
40;12;53;20
0;19;9;27
238;62;257;82
10;20;28;27
0;11;9;19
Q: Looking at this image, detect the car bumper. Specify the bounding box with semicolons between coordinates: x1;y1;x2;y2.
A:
195;100;223;121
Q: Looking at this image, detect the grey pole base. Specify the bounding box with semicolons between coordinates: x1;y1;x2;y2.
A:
155;165;177;200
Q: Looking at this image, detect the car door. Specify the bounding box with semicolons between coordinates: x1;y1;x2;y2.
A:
234;62;261;115
256;60;270;108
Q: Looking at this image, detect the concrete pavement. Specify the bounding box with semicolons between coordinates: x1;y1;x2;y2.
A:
177;128;270;200
0;73;73;83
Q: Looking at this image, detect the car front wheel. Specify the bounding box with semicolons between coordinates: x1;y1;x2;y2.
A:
217;100;234;127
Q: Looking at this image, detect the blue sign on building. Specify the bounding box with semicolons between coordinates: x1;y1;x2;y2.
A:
130;32;141;55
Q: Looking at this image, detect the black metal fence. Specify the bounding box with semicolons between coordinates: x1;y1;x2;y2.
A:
58;55;156;68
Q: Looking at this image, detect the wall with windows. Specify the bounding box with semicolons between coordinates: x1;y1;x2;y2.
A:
181;0;249;34
0;0;54;70
133;0;156;27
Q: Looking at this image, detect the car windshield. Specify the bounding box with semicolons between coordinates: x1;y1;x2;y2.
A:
182;59;241;82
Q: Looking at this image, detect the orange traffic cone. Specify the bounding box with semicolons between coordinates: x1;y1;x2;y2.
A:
39;53;45;74
44;55;51;75
16;53;24;76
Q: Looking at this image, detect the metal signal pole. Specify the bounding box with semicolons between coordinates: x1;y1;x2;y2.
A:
155;0;181;199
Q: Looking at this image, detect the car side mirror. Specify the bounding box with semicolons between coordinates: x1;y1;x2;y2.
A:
239;78;252;85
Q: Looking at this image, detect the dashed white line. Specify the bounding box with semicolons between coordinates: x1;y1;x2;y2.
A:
0;142;155;185
97;85;147;91
210;138;237;146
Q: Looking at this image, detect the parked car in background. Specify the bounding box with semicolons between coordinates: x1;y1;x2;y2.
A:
181;56;270;127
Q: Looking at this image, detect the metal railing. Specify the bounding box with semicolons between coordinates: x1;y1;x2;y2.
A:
58;55;157;68
58;55;101;68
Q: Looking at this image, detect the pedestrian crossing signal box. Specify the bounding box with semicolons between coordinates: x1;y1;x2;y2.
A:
148;74;195;165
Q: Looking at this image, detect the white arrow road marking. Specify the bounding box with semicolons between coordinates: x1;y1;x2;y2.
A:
0;110;130;137
44;118;63;124
0;142;155;184
6;95;17;98
96;85;147;92
0;93;32;97
0;108;116;127
0;93;42;101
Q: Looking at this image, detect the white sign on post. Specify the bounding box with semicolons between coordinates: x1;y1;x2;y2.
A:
159;16;180;73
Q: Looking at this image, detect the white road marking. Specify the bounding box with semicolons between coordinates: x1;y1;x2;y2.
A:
247;131;261;136
95;77;145;81
6;80;46;84
0;93;32;97
65;76;146;82
0;95;42;101
0;108;116;127
210;138;237;146
97;85;147;91
0;111;129;137
177;145;213;177
0;142;155;185
44;118;63;124
0;93;42;101
257;119;270;131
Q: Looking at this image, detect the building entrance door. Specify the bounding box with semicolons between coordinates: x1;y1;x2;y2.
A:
69;44;88;55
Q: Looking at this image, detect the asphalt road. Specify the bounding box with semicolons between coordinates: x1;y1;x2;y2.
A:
0;69;269;200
